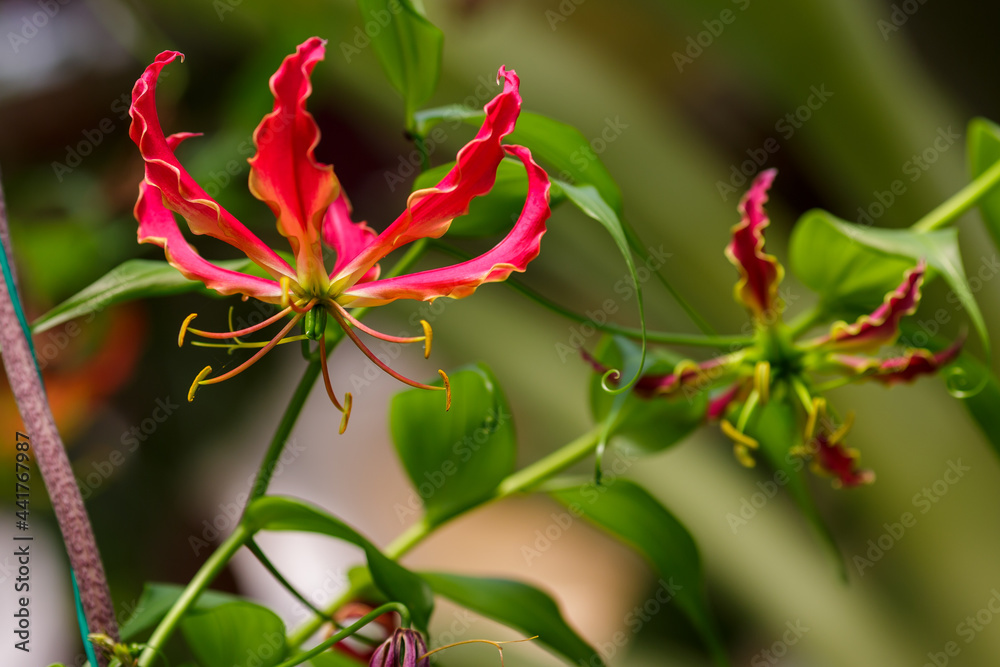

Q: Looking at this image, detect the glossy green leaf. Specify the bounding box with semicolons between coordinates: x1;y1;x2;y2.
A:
790;210;989;360
589;336;707;454
746;398;846;581
120;583;247;640
32;258;254;334
421;572;604;667
243;496;433;631
789;210;912;316
356;0;443;123
390;363;515;525
413;107;623;214
180;601;286;667
550;479;729;666
413;158;564;237
968;117;1000;249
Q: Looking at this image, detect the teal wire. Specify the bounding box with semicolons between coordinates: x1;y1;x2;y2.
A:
0;245;100;666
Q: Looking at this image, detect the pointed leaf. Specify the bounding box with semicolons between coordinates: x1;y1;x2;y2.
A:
242;496;433;632
549;479;729;666
421;572;604;666
180;601;286;667
120;583;248;640
968;117;1000;250
389;363;516;525
32;258;254;334
357;0;443;122
945;352;1000;459
746;398;846;580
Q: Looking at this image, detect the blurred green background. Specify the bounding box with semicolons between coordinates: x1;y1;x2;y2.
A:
3;0;1000;665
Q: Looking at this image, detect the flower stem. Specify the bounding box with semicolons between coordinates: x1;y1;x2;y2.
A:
279;602;409;667
913;157;1000;232
135;524;251;667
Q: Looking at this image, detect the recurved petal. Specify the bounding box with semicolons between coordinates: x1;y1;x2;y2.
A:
135;169;282;303
248;37;338;288
338;144;550;307
819;261;925;352
724;168;784;319
129;51;294;282
333;66;523;289
323;192;380;284
831;335;964;386
810;434;875;488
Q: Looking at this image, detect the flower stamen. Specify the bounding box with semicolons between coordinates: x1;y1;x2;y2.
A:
330;306;451;407
332;302;430;350
318;334;351;431
183;306;294;341
187;313;304;400
721;418;759;468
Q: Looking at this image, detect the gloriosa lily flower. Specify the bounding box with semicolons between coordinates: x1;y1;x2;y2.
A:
369;628;430;667
130;37;550;431
589;169;962;487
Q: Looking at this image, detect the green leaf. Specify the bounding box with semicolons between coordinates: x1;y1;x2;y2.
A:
968;117;1000;249
789;210;912;316
588;336;707;454
309;650;364;667
421;572;604;666
549;479;729;666
120;583;247;640
180;601;286;667
790;210;990;362
390;363;516;525
558;180;647;393
32;258;254;334
356;0;443;123
746;398;846;581
242;496;434;632
413;158;566;237
949;352;1000;459
414;107;623;214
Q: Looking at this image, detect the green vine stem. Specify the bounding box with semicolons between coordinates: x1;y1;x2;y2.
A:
287;424;604;649
913;157;1000;232
431;241;751;349
280;602;410;667
136;524;251;666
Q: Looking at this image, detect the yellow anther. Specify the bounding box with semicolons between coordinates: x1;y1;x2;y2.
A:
830;412;855;445
439;369;452;411
178;313;198;347
339;393;353;435
187;365;213;402
804;396;827;442
720;419;759;467
754;361;771;404
421;319;433;359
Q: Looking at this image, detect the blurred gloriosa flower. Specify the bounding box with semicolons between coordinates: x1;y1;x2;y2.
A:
129;37;551;431
589;169;962;487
